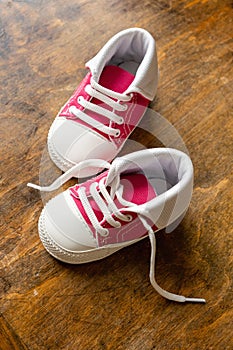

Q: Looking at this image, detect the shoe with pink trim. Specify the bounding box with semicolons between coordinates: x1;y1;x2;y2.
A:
48;28;158;175
28;148;206;303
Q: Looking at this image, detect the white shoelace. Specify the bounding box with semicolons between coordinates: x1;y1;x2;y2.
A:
28;160;206;303
75;177;133;237
69;78;132;137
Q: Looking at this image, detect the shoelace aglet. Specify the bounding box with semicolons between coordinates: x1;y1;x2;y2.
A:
147;228;206;304
27;182;64;192
27;183;45;191
184;297;206;303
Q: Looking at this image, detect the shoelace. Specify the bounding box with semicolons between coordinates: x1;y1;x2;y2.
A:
68;78;132;137
28;160;206;303
74;177;133;237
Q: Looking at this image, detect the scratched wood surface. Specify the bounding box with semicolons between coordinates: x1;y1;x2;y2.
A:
0;0;233;349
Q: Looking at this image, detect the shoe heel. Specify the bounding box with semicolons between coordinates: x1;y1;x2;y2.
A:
165;211;187;233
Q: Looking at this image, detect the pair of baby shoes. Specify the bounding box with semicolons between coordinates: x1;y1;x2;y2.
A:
29;28;205;303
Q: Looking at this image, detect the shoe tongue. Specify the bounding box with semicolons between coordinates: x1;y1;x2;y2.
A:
98;65;135;93
71;172;156;228
119;173;157;206
94;173;157;222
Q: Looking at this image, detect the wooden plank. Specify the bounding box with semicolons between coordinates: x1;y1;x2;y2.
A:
0;315;27;350
1;0;232;349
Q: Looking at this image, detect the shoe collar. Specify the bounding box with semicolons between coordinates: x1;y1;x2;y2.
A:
105;148;194;228
85;28;158;101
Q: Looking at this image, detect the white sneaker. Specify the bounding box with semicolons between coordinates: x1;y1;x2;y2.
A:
48;28;158;175
28;148;206;303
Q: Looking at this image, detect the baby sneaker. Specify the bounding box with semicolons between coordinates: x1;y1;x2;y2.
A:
48;28;158;175
28;148;205;303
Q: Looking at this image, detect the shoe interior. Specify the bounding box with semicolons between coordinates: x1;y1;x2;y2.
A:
105;30;153;77
147;177;173;196
120;152;183;197
117;61;139;75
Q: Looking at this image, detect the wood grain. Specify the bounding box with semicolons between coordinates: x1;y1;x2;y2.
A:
1;0;232;349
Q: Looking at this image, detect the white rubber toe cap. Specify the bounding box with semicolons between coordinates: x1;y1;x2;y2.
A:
42;190;97;252
48;118;118;174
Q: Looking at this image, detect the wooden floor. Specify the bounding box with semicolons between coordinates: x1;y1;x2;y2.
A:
1;0;233;349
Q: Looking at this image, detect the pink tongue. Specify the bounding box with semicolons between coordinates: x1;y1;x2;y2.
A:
94;173;156;223
98;65;135;93
120;173;156;205
81;65;135;130
71;173;157;227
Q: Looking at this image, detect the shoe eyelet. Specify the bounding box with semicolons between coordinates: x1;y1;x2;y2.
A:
77;96;83;104
118;117;124;125
126;215;133;222
69;105;75;114
114;129;121;137
85;84;91;91
121;104;128;111
101;229;109;237
127;93;133;101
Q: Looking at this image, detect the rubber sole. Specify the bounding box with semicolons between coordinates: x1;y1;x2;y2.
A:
47;134;75;173
38;208;141;264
